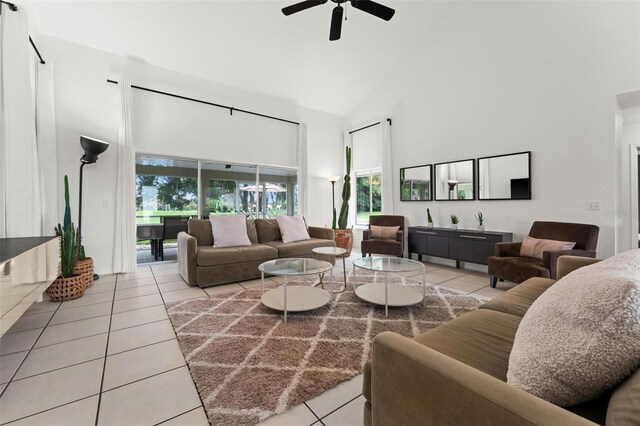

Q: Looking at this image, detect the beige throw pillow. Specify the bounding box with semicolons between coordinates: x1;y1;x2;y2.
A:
519;235;576;260
275;215;310;243
210;215;252;248
370;225;400;239
507;249;640;406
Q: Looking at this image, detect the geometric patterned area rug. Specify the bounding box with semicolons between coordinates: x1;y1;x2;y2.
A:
166;270;486;426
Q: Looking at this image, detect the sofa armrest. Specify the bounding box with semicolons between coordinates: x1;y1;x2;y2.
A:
495;242;522;257
308;226;334;241
395;231;403;243
177;232;198;286
543;250;597;279
556;255;601;280
370;332;594;426
363;229;371;241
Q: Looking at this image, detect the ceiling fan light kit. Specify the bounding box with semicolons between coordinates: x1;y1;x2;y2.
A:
282;0;395;41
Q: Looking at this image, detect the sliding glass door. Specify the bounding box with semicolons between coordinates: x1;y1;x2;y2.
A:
135;156;198;224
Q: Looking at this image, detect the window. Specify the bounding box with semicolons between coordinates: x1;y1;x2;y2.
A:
135;156;198;224
200;162;297;219
351;123;383;226
356;170;381;225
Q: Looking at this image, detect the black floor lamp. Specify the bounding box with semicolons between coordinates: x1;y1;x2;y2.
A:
326;176;339;229
79;135;109;280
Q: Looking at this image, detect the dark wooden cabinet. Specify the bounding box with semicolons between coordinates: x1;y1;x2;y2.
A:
408;227;513;268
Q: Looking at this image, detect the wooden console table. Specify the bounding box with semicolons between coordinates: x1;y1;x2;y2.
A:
408;227;513;268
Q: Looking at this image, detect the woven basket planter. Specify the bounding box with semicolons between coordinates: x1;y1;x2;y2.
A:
74;257;94;288
47;274;85;301
334;229;353;257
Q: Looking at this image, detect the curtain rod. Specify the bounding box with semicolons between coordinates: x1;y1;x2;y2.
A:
1;1;46;64
348;118;392;135
106;80;300;126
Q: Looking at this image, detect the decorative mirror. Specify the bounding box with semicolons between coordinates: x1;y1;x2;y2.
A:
400;165;432;201
478;151;531;200
434;159;475;201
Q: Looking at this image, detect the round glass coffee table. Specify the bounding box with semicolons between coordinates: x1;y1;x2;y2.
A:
312;247;348;293
352;257;426;317
259;258;333;323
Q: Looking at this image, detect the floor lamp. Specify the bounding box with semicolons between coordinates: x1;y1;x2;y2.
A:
79;136;110;280
326;176;340;229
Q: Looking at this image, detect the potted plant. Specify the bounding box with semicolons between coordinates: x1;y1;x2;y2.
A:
450;214;459;230
47;176;85;301
426;208;434;228
474;211;485;232
334;146;353;256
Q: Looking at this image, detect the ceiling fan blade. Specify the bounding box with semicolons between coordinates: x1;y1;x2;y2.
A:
329;5;344;41
351;0;395;21
282;0;328;16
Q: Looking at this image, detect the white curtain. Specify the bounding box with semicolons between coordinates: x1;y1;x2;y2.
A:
380;119;394;214
480;159;491;199
296;123;308;217
35;63;58;234
112;80;136;273
0;7;42;237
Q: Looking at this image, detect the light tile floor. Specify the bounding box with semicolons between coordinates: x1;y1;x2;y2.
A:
0;253;512;425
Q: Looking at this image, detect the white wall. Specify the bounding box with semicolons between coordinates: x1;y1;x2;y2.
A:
349;1;640;262
42;36;345;274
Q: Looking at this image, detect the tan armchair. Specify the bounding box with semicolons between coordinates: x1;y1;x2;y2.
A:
487;221;599;287
361;215;405;257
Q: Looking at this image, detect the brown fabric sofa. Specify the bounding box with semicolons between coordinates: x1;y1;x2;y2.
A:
364;256;639;426
361;215;405;257
488;221;599;287
177;218;335;287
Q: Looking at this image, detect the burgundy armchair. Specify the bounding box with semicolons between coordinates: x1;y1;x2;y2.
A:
361;215;405;257
487;221;599;287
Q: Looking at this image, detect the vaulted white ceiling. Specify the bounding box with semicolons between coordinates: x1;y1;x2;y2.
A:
26;0;456;116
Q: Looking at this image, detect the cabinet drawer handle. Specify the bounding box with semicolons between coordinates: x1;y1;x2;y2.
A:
460;235;487;240
417;231;437;235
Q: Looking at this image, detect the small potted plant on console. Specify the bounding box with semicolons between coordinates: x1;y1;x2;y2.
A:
450;214;459;230
475;211;485;232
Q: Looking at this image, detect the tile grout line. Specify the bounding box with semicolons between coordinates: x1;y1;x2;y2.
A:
304;402;323;422
318;393;363;421
0;300;63;399
155;266;209;420
153;406;203;425
94;274;119;426
1;394;100;425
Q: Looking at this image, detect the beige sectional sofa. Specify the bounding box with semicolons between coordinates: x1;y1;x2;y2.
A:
364;256;639;425
178;218;335;287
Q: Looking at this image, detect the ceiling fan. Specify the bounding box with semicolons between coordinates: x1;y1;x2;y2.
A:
282;0;395;41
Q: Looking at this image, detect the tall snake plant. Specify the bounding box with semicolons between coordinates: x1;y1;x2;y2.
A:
54;176;81;278
337;146;352;230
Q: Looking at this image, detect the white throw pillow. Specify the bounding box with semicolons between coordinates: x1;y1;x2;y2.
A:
209;215;252;248
507;249;640;406
275;215;310;243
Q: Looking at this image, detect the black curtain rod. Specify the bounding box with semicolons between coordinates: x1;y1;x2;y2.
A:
106;80;300;126
1;1;46;64
29;36;45;64
348;118;392;135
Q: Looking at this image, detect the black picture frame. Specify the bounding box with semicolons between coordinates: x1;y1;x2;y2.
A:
434;159;476;201
400;164;433;201
477;151;532;200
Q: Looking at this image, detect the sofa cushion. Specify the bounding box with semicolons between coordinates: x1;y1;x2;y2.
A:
264;238;335;258
196;244;278;267
413;309;522;381
507;248;640;407
188;219;258;245
210;215;252;248
276;215;310;243
370;225;400;239
480;277;555;317
607;368;640;425
255;219;282;243
188;219;213;246
520;235;575;260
